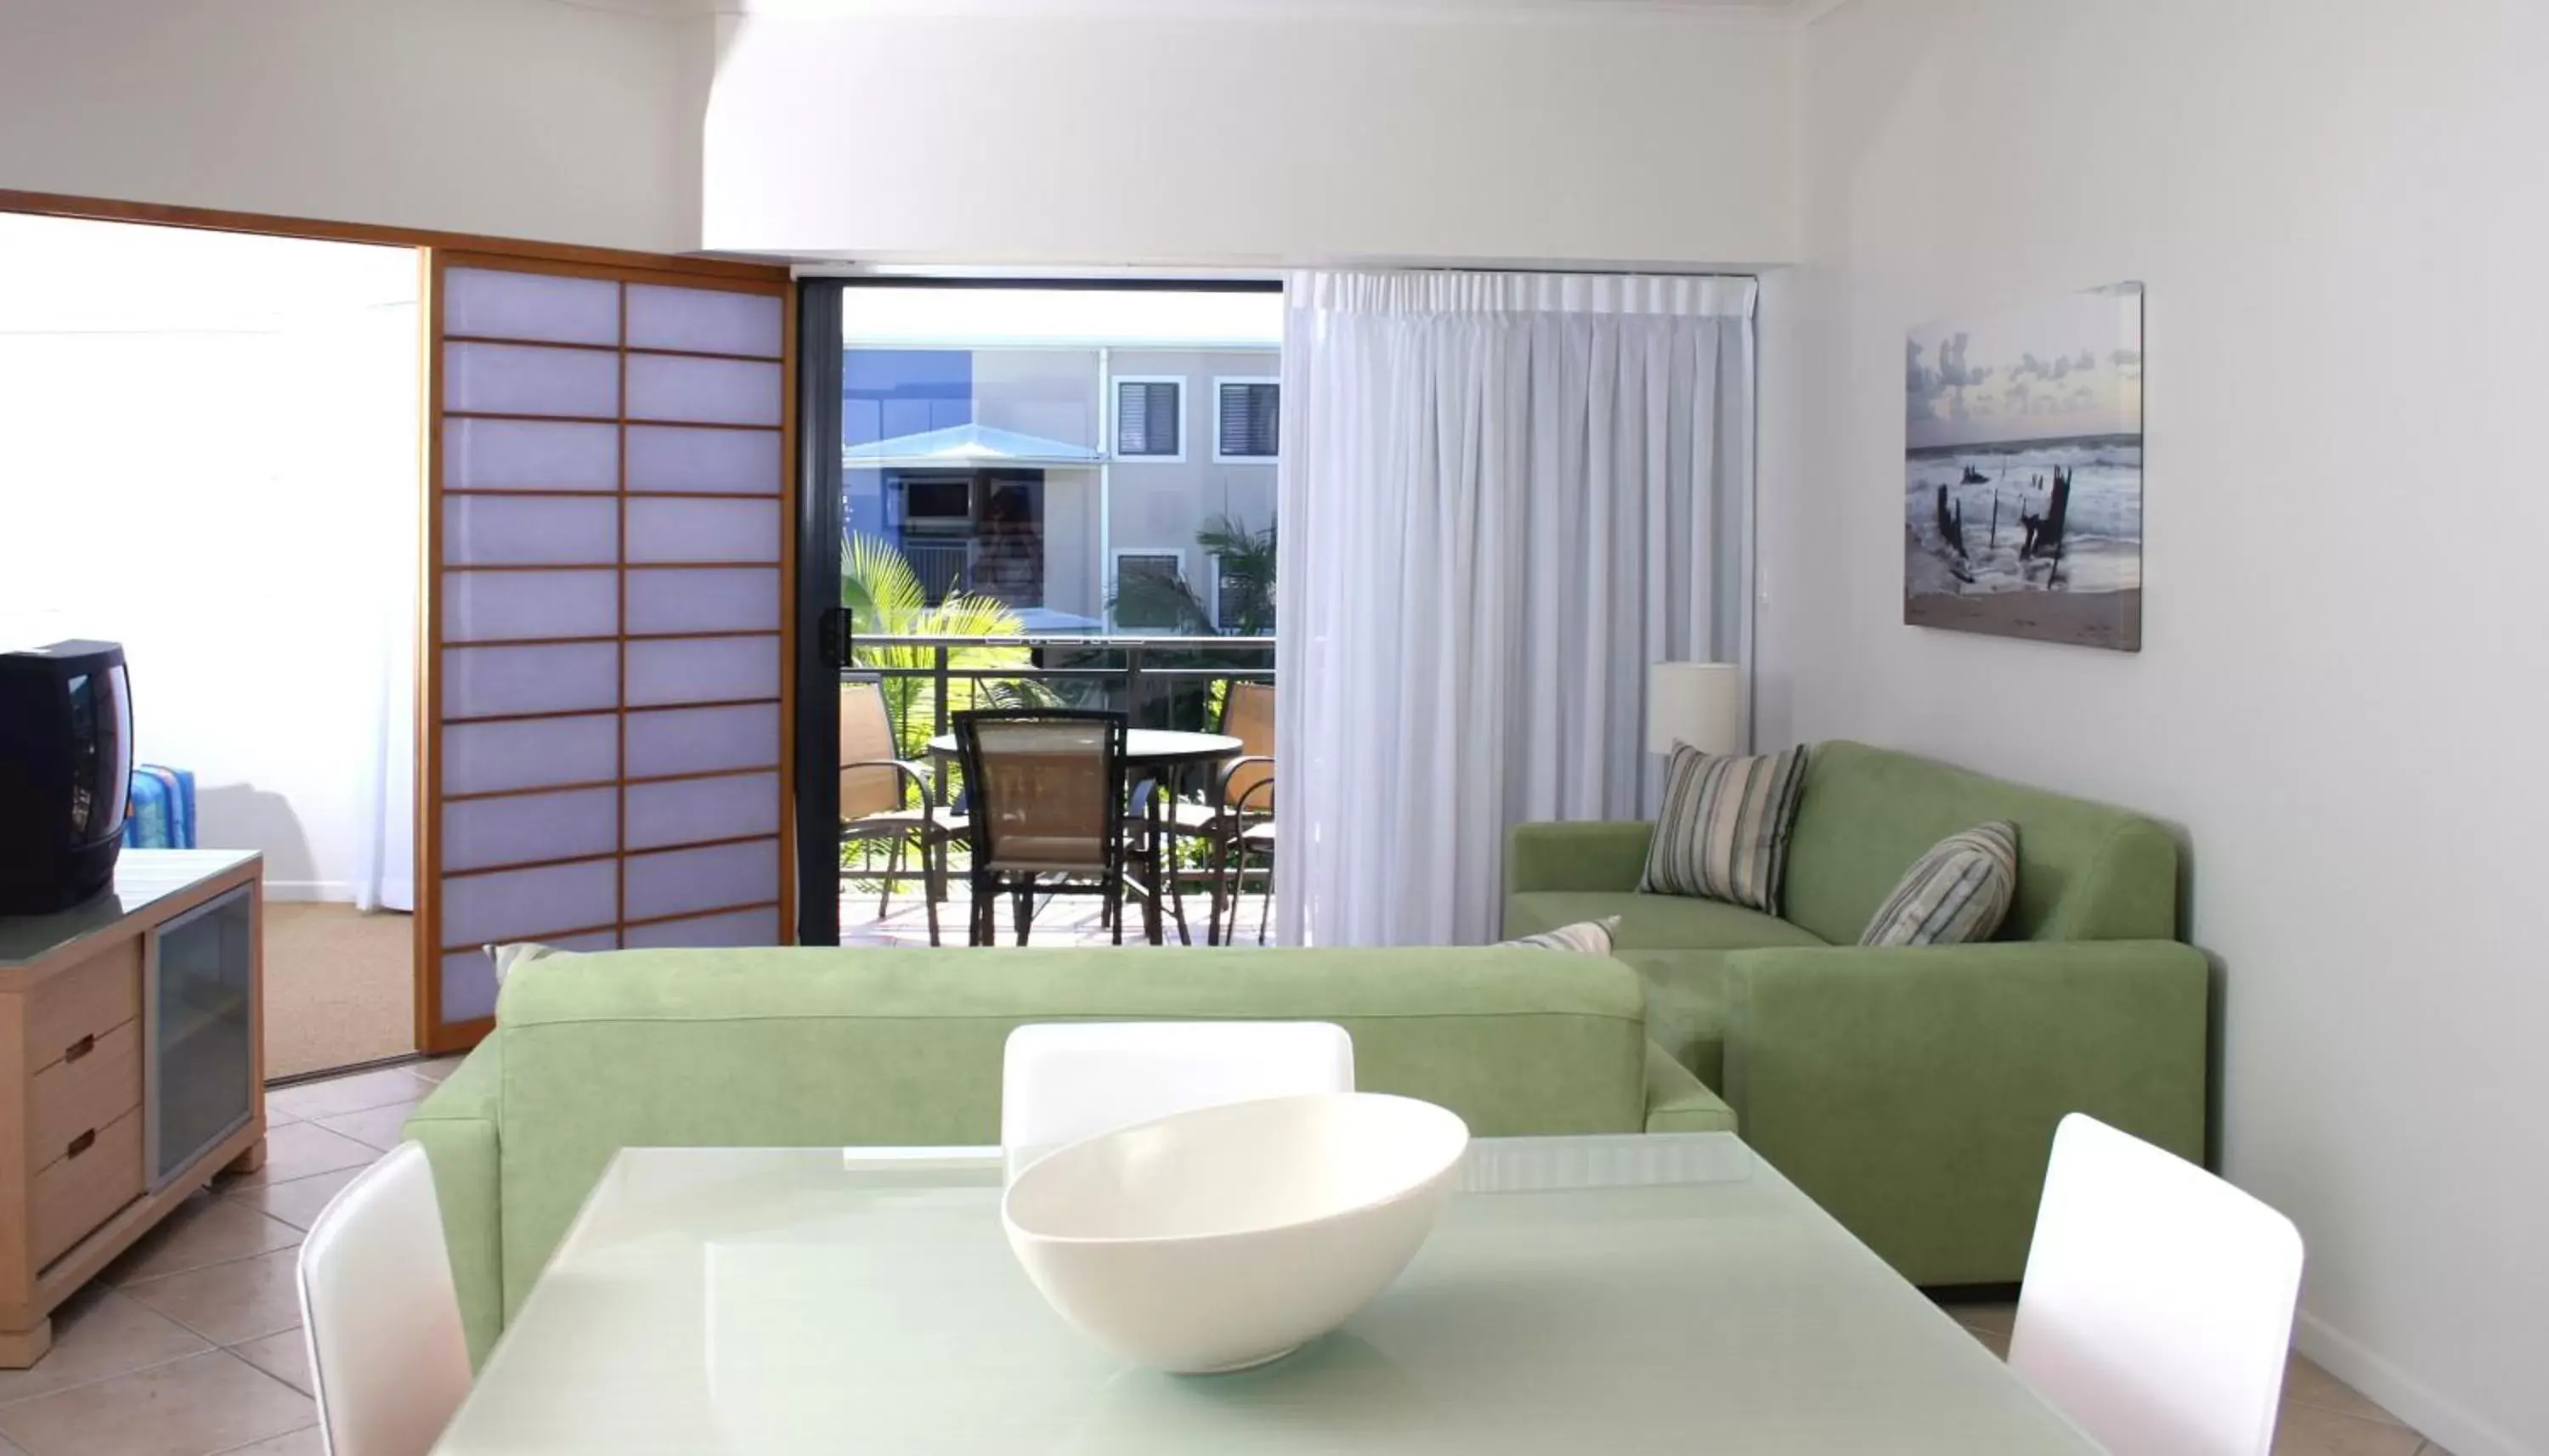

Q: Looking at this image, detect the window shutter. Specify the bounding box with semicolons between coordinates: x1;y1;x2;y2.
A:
1218;381;1279;460
1116;381;1180;457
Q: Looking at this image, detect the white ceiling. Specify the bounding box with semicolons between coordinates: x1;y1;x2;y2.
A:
562;0;1829;21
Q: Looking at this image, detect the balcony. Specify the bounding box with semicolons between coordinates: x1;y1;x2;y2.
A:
838;634;1275;947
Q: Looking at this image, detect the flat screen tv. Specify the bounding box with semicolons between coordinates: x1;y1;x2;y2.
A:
0;640;132;914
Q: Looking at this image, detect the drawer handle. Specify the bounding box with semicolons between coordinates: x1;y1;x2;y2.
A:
63;1034;96;1064
65;1129;96;1160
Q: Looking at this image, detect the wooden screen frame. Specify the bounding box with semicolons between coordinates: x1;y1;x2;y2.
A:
420;251;800;1054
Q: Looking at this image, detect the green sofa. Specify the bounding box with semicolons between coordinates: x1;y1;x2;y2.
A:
1502;739;2208;1288
405;945;1729;1366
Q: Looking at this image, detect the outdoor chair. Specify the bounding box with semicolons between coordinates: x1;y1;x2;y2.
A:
839;678;966;945
954;708;1133;946
1207;680;1276;944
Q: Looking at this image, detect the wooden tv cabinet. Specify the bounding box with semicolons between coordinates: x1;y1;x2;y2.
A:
0;850;265;1367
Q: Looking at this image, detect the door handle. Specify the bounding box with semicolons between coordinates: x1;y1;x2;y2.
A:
65;1128;96;1160
63;1033;95;1064
819;607;851;670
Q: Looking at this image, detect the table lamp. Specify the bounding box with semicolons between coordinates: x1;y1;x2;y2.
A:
1647;662;1743;759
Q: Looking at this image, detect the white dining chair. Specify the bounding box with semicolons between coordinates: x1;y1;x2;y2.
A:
297;1141;473;1456
999;1021;1354;1177
2008;1114;2304;1456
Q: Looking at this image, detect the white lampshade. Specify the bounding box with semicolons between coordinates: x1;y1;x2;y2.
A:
1647;662;1743;758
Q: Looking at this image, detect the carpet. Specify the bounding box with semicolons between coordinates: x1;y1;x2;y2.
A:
262;901;415;1080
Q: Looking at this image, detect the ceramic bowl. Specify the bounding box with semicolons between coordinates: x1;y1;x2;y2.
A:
1001;1092;1470;1374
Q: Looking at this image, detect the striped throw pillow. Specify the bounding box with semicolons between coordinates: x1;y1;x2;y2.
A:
1639;745;1808;915
1859;821;2020;947
1501;917;1621;956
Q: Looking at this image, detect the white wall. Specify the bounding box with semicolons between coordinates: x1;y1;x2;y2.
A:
1760;3;2549;1453
0;216;421;903
703;4;1799;268
0;0;709;254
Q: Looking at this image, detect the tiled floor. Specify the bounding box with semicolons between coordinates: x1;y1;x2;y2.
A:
841;884;1275;946
1938;1300;2449;1456
0;1057;462;1456
0;1058;2446;1456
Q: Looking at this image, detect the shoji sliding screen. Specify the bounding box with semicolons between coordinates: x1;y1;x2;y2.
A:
421;254;794;1051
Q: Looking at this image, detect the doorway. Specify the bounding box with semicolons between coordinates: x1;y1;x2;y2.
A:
0;212;421;1078
794;279;1285;947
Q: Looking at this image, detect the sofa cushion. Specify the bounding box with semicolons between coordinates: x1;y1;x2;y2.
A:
1503;890;1825;953
1858;821;2020;947
1639;745;1809;913
1500;916;1620;955
1783;741;2180;945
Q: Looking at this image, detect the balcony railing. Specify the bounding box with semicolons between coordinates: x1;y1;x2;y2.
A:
843;633;1274;749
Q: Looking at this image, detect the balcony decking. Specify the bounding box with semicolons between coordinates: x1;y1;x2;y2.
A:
839;884;1274;947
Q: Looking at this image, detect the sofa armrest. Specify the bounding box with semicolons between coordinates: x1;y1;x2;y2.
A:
1642;1038;1738;1133
1506;821;1653;895
1722;940;2207;1286
403;1038;506;1369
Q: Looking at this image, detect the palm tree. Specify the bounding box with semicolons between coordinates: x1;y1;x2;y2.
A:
841;533;1052;757
1195;513;1275;635
1105;513;1277;638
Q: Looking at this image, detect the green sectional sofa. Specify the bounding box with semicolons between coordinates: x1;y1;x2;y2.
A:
1503;738;2208;1289
404;945;1728;1366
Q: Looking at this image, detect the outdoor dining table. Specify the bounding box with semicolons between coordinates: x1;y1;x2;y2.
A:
426;1133;2105;1455
924;729;1244;945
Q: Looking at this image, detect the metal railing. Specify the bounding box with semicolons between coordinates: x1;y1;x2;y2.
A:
843;634;1274;747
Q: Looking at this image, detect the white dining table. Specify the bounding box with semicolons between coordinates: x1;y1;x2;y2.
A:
429;1134;2102;1455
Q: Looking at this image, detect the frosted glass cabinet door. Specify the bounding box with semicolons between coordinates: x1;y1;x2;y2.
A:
147;884;256;1189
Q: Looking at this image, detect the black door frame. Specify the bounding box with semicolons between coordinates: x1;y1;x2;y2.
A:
790;279;847;945
788;276;1285;945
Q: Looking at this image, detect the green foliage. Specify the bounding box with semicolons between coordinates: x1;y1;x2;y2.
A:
1195;513;1276;635
842;533;1054;756
1105;512;1277;636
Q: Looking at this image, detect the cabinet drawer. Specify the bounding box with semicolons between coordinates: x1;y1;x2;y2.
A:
31;1107;144;1270
30;1018;143;1176
26;939;142;1074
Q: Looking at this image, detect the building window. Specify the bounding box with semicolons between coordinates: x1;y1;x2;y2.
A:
1114;377;1184;461
1111;550;1190;630
1215;377;1280;462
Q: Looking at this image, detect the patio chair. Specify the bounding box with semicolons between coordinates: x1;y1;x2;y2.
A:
839;679;966;945
954;708;1132;946
1207;681;1276;944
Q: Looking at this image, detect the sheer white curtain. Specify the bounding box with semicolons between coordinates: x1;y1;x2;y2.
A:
1274;271;1755;946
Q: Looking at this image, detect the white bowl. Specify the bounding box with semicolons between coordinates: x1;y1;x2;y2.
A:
1001;1092;1470;1374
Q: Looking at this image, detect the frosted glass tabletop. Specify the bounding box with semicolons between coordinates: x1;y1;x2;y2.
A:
432;1136;2100;1456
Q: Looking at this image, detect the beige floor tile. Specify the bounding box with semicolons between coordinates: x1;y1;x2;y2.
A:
1959;1321;2011;1359
208;1426;323;1456
0;1350;312;1456
2273;1401;2427;1456
0;1431;25;1455
102;1198;301;1287
216;1123;379;1191
1942;1299;2017;1335
220;1167;363;1233
0;1287;207;1408
313;1101;424;1154
2286;1353;2407;1426
409;1055;467;1084
224;1332;311;1398
264;1067;434;1125
120;1250;302;1348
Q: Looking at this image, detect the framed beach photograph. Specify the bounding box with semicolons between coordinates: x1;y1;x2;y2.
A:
1903;282;2144;652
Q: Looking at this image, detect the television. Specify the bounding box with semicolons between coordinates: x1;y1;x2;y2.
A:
0;640;132;914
